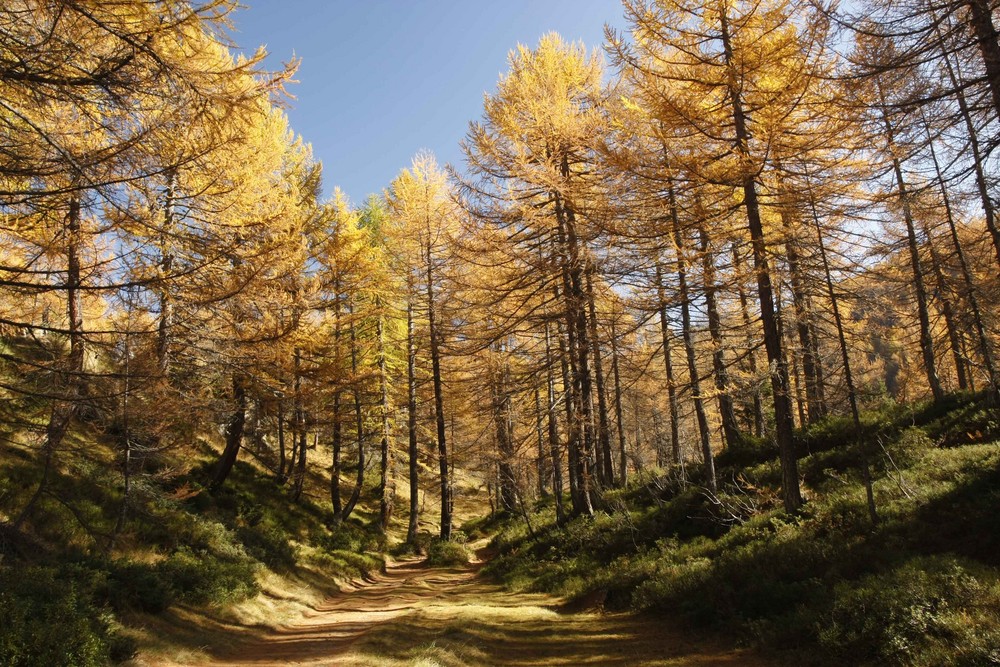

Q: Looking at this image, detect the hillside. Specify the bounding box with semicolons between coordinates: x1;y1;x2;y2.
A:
478;393;1000;666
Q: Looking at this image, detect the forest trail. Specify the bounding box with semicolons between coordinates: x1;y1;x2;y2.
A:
202;544;778;667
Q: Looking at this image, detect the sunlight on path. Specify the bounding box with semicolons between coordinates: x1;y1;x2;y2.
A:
207;548;776;667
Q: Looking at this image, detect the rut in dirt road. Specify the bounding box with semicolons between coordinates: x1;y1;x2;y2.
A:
206;551;780;667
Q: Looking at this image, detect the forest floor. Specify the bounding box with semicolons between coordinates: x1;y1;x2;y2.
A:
151;542;779;667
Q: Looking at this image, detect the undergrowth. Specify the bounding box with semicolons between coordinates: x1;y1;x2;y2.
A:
0;446;387;666
477;393;1000;666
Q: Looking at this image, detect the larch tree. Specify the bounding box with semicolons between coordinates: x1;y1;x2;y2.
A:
387;152;458;540
611;0;842;511
457;33;610;518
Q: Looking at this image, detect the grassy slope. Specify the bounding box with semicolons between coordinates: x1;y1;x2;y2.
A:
0;420;391;666
473;394;1000;667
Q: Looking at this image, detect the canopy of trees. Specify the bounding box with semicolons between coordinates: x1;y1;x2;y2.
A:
2;0;998;556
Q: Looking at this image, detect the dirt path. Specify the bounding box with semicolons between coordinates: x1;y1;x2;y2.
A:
200;547;778;667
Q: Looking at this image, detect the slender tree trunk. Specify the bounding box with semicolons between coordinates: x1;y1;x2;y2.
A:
406;296;420;544
935;21;1000;268
377;311;393;531
339;302;365;522
330;393;341;512
921;216;968;391
277;398;287;484
656;266;682;468
292;349;306;502
779;205;826;423
719;7;801;511
668;189;716;492
790;339;807;429
534;386;547;497
878;98;944;403
586;268;614;486
698;222;741;447
544;319;566;524
610;316;628;486
17;196;86;529
293;429;307;501
923;128;1000;402
555;203;594;517
731;242;764;437
557;313;580;507
113;330;133;542
808;180;879;526
330;279;343;512
156;169;176;376
493;348;518;512
426;242;452;539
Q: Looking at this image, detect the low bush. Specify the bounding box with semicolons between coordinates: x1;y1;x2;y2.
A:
427;539;471;566
237;522;297;571
483;394;1000;666
0;565;116;667
307;549;383;578
159;547;259;605
106;560;173;613
819;556;1000;666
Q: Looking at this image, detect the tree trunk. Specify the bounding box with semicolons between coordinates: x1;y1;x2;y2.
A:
668;188;716;493
924;129;1000;402
555;204;594;517
610;316;628;486
330;393;341;513
493;349;518;513
656;266;682;468
16;196;86;529
427;242;452;539
779;204;826;423
920;216;968;391
935;20;1000;268
156;169;177;376
377;311;394;531
534;386;547;497
406;296;420;544
878;98;944;403
698;222;741;447
557;313;580;507
719;6;801;511
808;179;879;526
277;398;287;484
731;242;765;437
292;348;306;502
544;319;566;524
586;268;615;486
339;303;365;522
330;277;343;511
210;375;247;492
966;0;1000;123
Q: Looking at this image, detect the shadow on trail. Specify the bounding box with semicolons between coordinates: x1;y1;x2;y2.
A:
205;549;777;667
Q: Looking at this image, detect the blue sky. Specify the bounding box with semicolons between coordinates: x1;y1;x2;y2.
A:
230;1;627;206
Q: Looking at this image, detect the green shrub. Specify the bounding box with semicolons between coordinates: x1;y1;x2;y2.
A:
715;433;778;470
307;549;383;578
0;566;114;667
314;520;382;553
158;548;259;605
107;560;173;613
237;522;296;571
427;539;471;566
819;556;1000;666
390;531;433;557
